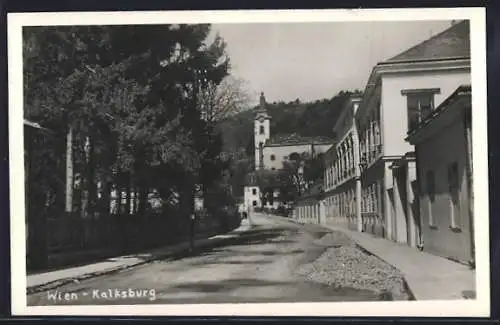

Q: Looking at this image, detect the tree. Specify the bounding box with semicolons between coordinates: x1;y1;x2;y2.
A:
278;151;325;201
226;148;253;198
280;152;308;197
304;152;325;185
23;24;232;236
198;75;252;124
254;169;281;207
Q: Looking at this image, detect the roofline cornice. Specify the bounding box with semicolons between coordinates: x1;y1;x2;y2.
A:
355;57;471;121
380;55;470;66
333;95;363;133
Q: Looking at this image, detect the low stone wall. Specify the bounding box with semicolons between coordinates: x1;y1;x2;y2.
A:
293;195;324;225
293;200;385;240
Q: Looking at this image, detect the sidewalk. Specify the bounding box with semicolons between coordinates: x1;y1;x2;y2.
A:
27;220;253;294
322;223;476;301
267;214;475;300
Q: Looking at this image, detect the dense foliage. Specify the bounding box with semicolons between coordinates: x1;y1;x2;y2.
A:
24;24;237;226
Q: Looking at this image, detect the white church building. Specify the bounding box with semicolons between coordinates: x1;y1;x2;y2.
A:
243;92;334;211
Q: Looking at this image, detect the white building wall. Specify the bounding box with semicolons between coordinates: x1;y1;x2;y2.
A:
417;117;472;262
262;143;333;170
381;69;471;157
243;186;261;210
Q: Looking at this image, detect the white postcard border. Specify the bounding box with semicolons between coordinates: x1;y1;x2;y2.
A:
8;7;490;317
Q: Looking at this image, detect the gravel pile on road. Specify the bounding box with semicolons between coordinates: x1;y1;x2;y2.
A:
296;234;411;300
312;231;356;248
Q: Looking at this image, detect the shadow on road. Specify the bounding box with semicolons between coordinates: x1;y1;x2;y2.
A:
186;259;272;267
122;225;300;263
196;248;305;258
158;278;386;303
171;278;297;293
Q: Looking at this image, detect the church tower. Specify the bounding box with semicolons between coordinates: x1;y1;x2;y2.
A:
254;92;271;170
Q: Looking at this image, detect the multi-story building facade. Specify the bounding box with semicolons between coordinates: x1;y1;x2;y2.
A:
355;20;471;242
323;95;363;231
406;85;474;265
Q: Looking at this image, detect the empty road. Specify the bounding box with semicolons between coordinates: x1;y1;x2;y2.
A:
28;213;382;305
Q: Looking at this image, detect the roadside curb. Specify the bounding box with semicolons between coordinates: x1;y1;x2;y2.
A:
27;224;253;295
353;243;417;301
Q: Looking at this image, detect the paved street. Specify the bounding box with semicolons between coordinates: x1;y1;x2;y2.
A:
28;213;382;305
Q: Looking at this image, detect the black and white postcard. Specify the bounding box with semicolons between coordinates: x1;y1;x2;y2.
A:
8;7;489;317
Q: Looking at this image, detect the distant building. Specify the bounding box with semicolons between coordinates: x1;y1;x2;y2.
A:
254;92;334;171
323;95;363;231
254;93;272;170
406;85;474;265
355;20;471;243
242;172;261;211
244;92;334;210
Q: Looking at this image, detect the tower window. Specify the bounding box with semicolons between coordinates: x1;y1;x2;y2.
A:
259;125;265;134
270;154;276;161
252;188;257;195
259;142;264;168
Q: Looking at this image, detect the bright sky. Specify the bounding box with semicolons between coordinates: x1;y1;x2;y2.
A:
211;20;453;104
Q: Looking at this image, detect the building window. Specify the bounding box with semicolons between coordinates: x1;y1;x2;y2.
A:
252;200;257;207
252;188;257;195
259;125;265;135
271;167;276;171
426;170;436;226
402;89;440;132
259;142;264;168
448;162;460;229
270;154;276;161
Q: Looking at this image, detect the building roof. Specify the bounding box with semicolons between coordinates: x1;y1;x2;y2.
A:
385;20;470;63
24;119;54;134
406;84;471;142
24;119;43;129
357;21;470;124
265;133;334;147
244;172;259;186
